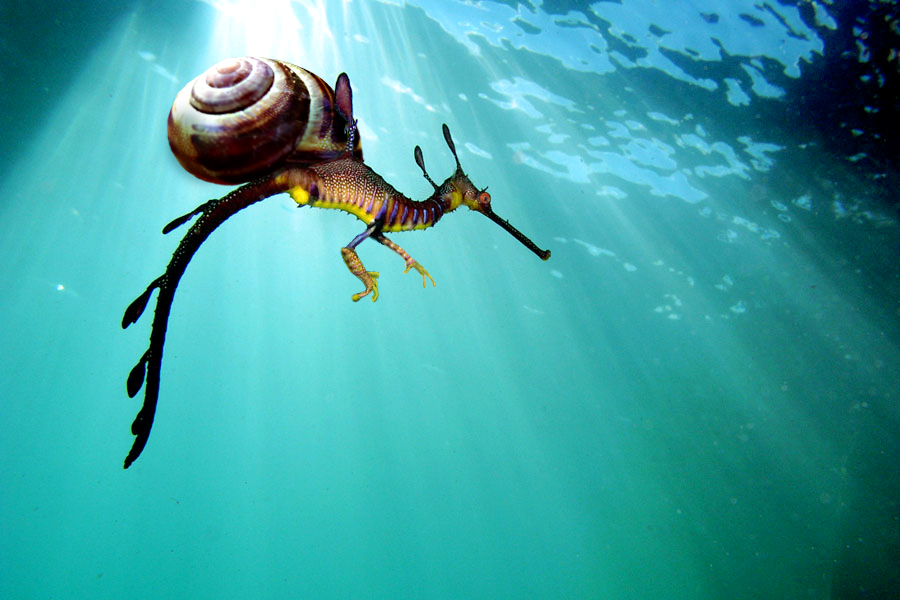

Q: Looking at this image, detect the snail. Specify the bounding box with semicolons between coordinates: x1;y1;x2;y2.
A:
167;56;361;184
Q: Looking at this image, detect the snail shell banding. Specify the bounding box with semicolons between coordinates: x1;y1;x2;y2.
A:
167;57;361;185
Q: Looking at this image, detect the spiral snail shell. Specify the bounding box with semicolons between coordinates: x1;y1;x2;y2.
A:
167;57;361;185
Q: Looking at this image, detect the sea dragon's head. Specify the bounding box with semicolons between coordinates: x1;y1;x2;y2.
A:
415;124;550;261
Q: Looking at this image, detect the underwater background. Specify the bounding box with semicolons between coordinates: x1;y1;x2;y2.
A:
1;0;898;598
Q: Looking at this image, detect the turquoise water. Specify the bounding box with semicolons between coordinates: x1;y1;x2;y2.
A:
2;1;898;598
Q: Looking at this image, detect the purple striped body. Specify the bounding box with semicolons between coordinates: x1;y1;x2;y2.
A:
299;158;446;232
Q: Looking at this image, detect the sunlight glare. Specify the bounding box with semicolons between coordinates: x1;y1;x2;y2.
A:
200;0;340;69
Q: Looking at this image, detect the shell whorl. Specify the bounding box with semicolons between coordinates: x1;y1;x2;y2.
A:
168;57;360;185
190;57;275;114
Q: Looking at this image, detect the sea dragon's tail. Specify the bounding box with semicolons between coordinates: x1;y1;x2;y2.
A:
121;170;308;468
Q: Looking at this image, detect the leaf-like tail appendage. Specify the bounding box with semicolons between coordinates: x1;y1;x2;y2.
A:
122;278;161;329
127;352;149;398
162;200;215;234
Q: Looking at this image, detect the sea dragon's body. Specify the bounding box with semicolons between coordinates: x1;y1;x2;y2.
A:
121;58;549;468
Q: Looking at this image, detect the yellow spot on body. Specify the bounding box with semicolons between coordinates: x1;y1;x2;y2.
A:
290;186;310;206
